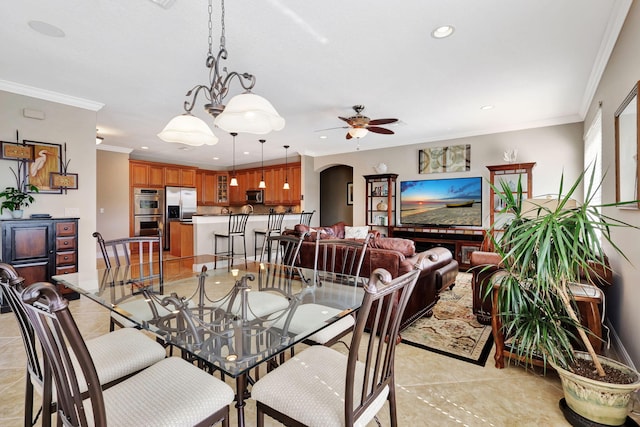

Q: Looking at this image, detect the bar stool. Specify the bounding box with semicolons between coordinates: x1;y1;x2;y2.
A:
253;211;285;260
299;210;315;227
214;213;250;270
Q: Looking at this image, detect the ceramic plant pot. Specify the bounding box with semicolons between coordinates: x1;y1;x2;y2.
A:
551;351;640;426
11;209;23;219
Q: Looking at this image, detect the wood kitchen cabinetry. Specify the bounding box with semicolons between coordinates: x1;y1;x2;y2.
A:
0;218;79;312
196;171;229;206
129;160;197;188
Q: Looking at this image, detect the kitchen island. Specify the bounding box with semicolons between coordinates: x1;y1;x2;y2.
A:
192;213;301;259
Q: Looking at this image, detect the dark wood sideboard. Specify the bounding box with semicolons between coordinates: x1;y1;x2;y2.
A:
1;218;79;312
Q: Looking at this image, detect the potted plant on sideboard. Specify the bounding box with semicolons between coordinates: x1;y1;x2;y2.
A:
488;167;640;426
0;166;38;219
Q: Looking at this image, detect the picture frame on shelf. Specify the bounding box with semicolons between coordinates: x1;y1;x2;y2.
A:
347;182;353;205
22;140;62;194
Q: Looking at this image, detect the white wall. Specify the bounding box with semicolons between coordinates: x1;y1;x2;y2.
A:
0;90;98;272
583;0;640;368
314;122;584;228
96;149;130;240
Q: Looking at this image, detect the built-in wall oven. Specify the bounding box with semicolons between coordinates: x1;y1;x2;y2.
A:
134;188;164;216
133;188;164;237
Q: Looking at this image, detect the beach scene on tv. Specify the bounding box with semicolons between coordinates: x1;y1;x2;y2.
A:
400;177;482;227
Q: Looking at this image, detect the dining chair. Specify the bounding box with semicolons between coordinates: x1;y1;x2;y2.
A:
301;233;372;347
252;267;421;427
213;213;250;270
253;211;285;260
299;210;315;227
0;263;167;427
93;231;166;331
18;279;235;427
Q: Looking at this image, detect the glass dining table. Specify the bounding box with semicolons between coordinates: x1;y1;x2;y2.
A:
53;254;365;426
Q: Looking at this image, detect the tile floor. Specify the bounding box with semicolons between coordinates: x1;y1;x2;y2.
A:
1;294;639;426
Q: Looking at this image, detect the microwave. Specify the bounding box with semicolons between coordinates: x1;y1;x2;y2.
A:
246;189;264;204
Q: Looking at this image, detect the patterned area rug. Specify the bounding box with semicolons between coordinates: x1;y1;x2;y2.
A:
401;272;494;366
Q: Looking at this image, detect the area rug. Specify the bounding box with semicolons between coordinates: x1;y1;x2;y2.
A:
401;272;494;366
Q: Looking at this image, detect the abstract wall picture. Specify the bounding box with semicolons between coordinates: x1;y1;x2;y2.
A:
419;144;471;174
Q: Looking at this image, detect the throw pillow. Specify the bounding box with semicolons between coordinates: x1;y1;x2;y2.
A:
344;226;370;239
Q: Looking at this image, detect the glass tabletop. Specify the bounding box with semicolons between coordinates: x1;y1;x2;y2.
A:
53;255;365;378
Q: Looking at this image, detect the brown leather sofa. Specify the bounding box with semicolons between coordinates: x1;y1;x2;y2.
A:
284;222;459;331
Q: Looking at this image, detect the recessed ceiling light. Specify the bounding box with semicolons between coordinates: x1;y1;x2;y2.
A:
431;25;454;39
319;135;327;139
213;156;219;160
243;151;250;155
28;20;65;38
480;105;495;110
141;146;149;150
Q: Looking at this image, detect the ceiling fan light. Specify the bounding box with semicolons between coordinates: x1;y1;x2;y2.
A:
214;92;285;134
158;114;219;146
348;127;369;139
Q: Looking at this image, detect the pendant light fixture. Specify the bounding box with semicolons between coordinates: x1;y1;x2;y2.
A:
230;132;238;186
283;145;290;190
258;139;266;189
158;0;284;146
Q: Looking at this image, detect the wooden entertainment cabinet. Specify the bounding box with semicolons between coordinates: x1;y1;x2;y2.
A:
391;226;486;270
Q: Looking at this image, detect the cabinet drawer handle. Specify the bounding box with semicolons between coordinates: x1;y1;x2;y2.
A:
63;226;69;231
64;256;69;260
64;241;69;245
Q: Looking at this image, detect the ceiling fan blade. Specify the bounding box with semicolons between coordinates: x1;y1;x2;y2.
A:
368;118;398;125
314;126;348;132
338;116;353;124
368;126;394;135
346;132;353;140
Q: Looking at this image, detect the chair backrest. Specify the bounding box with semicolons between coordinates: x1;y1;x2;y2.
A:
0;264;46;390
93;231;163;286
265;211;285;233
313;233;372;287
299;210;315;227
20;281;108;426
227;213;250;235
345;267;420;425
258;234;305;295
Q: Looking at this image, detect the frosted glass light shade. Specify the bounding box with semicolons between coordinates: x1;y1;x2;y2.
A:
348;127;369;139
283;181;290;190
258;180;266;189
158;114;219;146
214;92;285;134
230;176;238;186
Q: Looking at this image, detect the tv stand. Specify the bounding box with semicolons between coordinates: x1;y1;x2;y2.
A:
391;226;486;270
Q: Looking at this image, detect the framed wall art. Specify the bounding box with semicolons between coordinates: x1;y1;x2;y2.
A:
419;144;471;174
0;141;34;161
22;140;62;194
50;172;78;190
347;182;354;205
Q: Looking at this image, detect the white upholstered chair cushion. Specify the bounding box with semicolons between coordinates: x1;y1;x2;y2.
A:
251;345;388;427
83;357;234;427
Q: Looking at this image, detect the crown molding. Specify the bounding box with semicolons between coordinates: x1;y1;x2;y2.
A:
0;79;104;111
97;144;133;154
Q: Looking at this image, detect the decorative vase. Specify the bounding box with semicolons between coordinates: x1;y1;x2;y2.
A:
551;351;640;426
11;210;23;219
374;163;388;174
376;201;388;211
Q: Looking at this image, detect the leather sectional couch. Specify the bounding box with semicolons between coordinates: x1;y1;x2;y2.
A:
284;222;459;331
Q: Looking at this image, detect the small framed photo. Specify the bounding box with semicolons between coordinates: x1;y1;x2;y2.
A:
347;182;354;205
50;173;78;189
0;141;34;161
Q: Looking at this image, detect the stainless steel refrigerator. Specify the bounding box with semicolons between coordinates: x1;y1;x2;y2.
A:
164;186;197;249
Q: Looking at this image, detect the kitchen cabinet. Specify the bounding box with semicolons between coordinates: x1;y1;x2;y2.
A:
165;166;197;187
0;218;79;312
215;173;229;205
196;170;217;206
130;161;163;187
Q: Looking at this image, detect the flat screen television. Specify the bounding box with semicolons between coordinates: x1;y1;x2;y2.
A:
400;177;482;227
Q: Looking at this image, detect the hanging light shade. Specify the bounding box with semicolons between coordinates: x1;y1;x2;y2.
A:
283;145;290;190
158;114;219;146
258;139;266;188
348;127;369;139
215;93;285;134
230;132;238;186
160;0;284;146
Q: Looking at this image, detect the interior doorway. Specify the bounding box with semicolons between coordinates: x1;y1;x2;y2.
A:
319;165;353;226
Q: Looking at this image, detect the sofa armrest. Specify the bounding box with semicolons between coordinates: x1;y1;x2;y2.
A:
435;260;459;293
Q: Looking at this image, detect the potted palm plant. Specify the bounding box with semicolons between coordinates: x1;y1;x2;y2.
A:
0;164;38;218
488;167;640;426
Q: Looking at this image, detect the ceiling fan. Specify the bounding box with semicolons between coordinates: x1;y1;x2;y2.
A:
337;105;399;140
